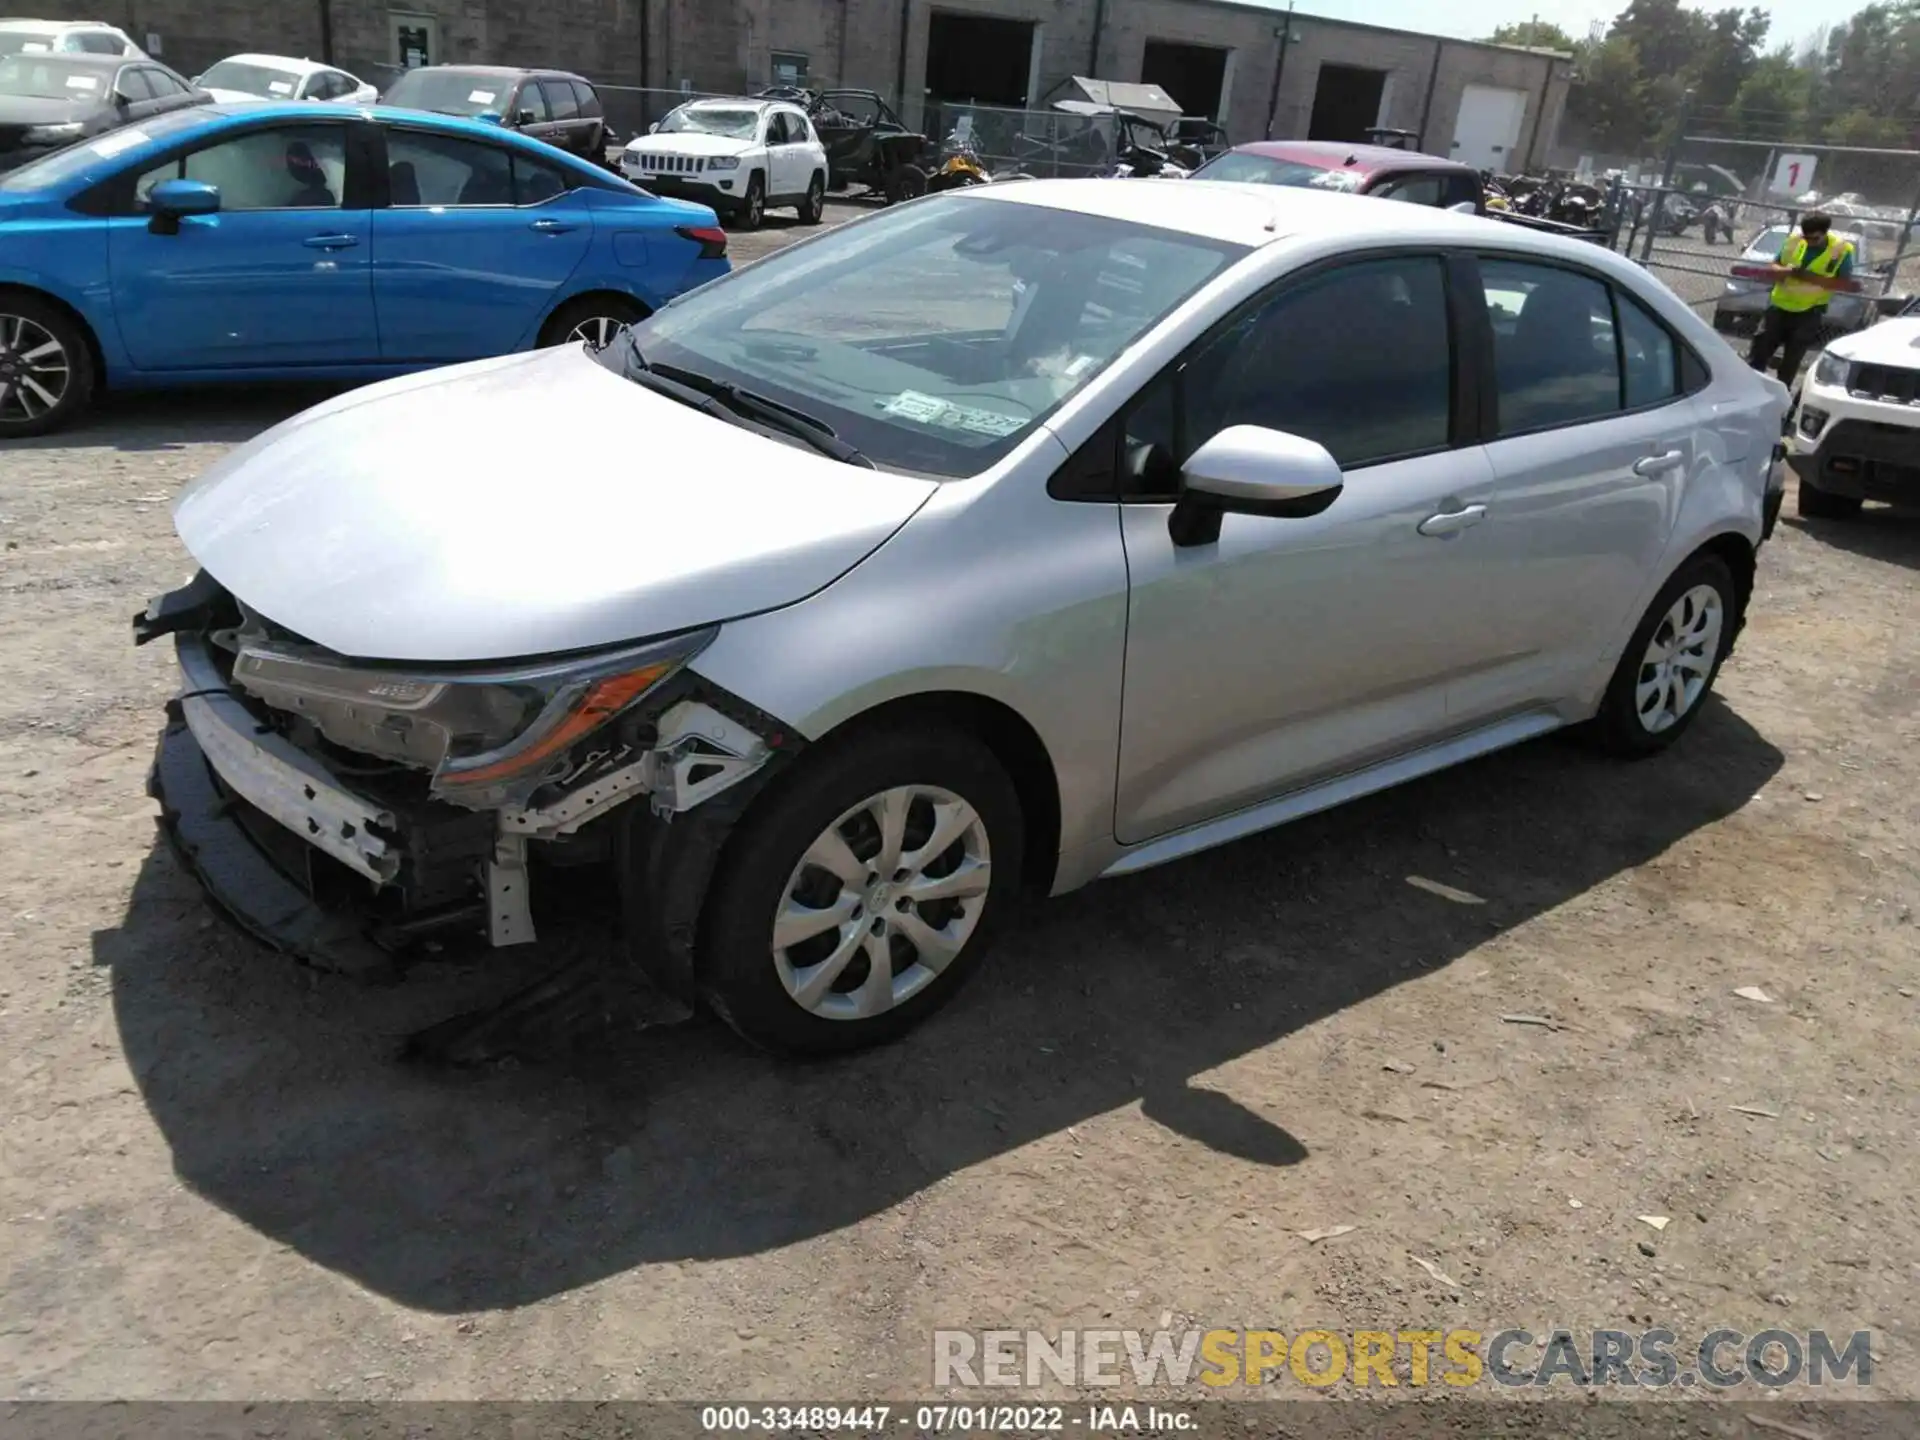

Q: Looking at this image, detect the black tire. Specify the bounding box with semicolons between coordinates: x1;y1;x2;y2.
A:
883;162;928;206
1795;476;1863;520
0;294;96;439
735;172;766;230
537;293;645;351
699;725;1025;1057
1587;552;1740;758
799;172;826;224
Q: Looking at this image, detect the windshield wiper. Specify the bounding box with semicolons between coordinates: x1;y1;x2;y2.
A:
651;361;874;469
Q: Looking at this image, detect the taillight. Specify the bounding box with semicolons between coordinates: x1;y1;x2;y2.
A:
675;224;728;260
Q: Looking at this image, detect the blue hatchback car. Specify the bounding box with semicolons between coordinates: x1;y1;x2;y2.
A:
0;102;731;435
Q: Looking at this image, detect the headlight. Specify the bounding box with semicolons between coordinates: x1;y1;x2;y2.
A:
706;156;740;171
231;628;716;807
1811;350;1850;389
22;121;84;143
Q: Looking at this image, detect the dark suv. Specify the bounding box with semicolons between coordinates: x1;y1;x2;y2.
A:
382;65;608;161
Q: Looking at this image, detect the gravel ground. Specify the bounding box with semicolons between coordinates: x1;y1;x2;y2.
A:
1;197;1918;1409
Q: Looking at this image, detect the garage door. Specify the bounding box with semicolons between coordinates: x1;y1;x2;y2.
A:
1451;84;1527;172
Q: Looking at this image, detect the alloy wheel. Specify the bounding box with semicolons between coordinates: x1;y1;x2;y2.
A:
0;314;71;425
1635;583;1723;733
565;315;625;350
771;784;992;1021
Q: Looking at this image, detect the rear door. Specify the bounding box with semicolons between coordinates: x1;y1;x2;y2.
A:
537;77;585;155
107;119;378;370
1445;254;1694;724
370;125;592;360
765;110;803;195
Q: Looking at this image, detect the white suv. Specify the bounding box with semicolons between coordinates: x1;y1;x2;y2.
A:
1786;307;1920;519
0;18;144;57
622;97;828;230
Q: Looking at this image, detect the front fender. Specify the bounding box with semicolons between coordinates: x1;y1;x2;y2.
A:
0;261;128;376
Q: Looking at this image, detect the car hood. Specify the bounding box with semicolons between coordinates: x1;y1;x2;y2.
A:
0;95;95;125
625;131;754;158
172;346;940;663
1828;316;1920;366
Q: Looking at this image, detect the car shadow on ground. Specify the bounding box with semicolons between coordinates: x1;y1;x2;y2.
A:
93;700;1783;1312
1785;507;1920;570
12;385;350;453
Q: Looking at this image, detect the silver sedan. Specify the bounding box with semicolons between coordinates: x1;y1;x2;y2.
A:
139;179;1791;1055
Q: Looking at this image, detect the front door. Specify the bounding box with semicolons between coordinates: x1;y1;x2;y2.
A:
109;120;376;370
1115;253;1502;843
765;110;804;195
1447;255;1691;723
370;126;592;360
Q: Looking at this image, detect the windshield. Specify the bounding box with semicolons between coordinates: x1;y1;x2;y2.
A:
383;69;510;117
1191;151;1363;192
0;54;103;99
613;193;1246;478
660;105;760;139
199;60;303;97
0;30;57;57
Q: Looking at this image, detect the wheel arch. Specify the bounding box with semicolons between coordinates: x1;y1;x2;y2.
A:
532;285;653;346
0;282;109;391
803;690;1064;895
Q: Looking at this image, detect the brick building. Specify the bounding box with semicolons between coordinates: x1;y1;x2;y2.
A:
37;0;1571;169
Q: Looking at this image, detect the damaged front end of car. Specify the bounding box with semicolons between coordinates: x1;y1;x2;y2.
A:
134;571;800;1009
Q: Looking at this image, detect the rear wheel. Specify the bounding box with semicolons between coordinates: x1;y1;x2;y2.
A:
1588;553;1739;758
799;172;826;224
1795;476;1863;520
0;297;95;439
699;726;1024;1056
883;162;928;206
537;293;645;351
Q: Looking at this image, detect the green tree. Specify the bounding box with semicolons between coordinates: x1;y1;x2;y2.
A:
1486;20;1579;52
1726;48;1812;139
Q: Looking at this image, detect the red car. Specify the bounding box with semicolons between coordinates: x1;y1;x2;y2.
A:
1189;140;1484;211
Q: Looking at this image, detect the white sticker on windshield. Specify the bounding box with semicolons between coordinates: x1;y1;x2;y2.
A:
881;390;1024;438
66;74;100;90
468;89;497;104
267;80;294;95
881;390;950;424
90;127;149;156
21;41;49;52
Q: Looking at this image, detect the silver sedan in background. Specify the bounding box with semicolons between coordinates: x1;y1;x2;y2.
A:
138;181;1789;1056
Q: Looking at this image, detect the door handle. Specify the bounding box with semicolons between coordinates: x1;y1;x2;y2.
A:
1417;503;1488;537
530;218;578;234
1633;449;1686;476
302;233;359;250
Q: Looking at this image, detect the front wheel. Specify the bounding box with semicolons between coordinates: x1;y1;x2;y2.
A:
699;726;1024;1056
1796;477;1863;520
0;297;95;439
735;172;766;230
1587;553;1739;758
883;162;928;206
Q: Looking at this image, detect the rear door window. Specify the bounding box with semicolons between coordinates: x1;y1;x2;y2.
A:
539;78;578;121
1479;258;1621;434
570;79;601;118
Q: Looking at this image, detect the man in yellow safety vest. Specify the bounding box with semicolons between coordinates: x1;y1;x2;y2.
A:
1747;211;1858;383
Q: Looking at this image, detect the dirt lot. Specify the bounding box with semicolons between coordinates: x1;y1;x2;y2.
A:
2;198;1918;1409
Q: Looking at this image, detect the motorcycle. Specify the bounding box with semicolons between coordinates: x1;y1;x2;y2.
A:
926;125;1034;192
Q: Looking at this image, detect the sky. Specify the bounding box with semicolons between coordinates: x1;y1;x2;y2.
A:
1248;0;1865;48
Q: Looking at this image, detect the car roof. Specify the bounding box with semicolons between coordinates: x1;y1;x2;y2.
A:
395;64;585;82
1225;139;1477;179
976;178;1657;267
0;17;114;29
212;53;333;76
0;50;127;69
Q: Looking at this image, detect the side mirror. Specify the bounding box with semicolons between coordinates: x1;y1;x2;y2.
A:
648;121;659;133
146;178;220;233
1169;425;1344;547
516;107;537;126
